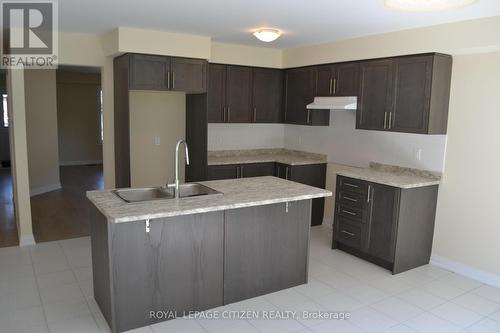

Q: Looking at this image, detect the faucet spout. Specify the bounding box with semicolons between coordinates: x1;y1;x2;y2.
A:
172;139;189;198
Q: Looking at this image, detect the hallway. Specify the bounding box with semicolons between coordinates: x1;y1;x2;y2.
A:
31;165;103;243
0;168;17;247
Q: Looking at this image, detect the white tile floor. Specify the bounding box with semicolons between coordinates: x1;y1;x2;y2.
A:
1;225;500;333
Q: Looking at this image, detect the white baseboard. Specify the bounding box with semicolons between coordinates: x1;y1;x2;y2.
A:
19;234;35;246
430;255;500;289
30;183;61;196
60;160;103;166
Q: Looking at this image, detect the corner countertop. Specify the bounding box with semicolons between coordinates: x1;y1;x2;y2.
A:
87;176;332;223
336;162;441;189
207;148;327;166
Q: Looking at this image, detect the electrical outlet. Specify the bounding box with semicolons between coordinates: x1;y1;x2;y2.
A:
414;148;422;161
154;136;161;146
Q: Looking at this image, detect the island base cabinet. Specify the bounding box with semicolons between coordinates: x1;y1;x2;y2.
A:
91;210;224;333
224;200;311;304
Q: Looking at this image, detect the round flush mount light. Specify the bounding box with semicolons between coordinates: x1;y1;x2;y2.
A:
385;0;478;11
253;29;281;42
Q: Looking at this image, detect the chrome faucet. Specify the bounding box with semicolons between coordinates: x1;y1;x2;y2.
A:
167;139;190;198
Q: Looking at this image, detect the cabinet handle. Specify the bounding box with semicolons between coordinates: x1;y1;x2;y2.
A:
384;112;388;129
342;210;357;216
172;72;175;89
329;78;333;95
388;112;392;129
333;78;337;95
253;107;257;122
367;185;371;203
285;167;289;180
343;196;358;202
222;107;226;122
341;230;355;237
344;182;359;188
227;107;231;122
167;71;171;89
306;109;310;124
240;166;244;178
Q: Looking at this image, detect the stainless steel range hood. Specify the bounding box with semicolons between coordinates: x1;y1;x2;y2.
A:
306;96;357;110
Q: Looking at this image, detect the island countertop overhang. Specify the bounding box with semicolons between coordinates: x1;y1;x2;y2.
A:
87;176;332;223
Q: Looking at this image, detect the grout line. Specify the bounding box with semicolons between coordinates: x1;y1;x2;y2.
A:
27;245;51;333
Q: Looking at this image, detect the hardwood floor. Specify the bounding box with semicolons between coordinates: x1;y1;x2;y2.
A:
31;165;103;243
0;168;18;247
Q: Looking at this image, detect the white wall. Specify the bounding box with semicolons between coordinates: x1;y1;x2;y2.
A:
284;111;447;173
208;124;285;150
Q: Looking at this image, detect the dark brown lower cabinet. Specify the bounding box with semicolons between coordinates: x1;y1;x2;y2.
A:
224;200;311;304
90;200;312;333
206;162;275;180
333;176;439;274
276;163;327;226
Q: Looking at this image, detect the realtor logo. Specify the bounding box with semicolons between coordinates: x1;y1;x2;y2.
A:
1;1;58;68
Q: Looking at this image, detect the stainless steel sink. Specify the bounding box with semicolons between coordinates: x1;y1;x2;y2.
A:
114;183;221;203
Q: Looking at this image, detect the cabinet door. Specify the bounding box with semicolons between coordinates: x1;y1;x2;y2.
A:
206;164;239;180
335;62;359;97
224;201;310;304
252;68;283;123
289;164;327;226
284;67;315;124
315;65;335;96
226;66;252;123
129;54;170;90
170;57;207;93
391;55;433;133
207;64;226;123
356;59;394;130
368;183;400;263
110;212;224;331
240;163;276;178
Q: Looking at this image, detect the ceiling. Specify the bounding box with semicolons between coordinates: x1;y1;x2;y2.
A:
59;0;500;48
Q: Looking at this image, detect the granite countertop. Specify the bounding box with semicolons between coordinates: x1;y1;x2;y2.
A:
207;148;327;166
336;162;441;189
87;176;332;223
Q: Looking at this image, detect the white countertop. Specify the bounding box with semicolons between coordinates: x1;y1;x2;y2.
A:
87;176;332;223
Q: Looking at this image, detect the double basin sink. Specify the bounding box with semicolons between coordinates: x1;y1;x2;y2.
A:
114;183;221;203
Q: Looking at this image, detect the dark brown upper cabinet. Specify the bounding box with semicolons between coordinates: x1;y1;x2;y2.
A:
284;67;326;126
208;64;283;123
315;62;359;97
356;53;452;134
226;66;252;123
252;68;283;123
129;54;207;93
207;64;226;123
356;58;395;131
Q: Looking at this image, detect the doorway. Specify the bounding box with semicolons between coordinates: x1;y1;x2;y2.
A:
28;66;104;242
0;73;17;247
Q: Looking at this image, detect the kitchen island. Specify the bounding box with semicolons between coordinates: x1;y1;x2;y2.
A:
87;176;331;333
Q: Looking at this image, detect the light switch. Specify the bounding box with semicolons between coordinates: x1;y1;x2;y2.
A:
414;148;422;161
154;136;161;146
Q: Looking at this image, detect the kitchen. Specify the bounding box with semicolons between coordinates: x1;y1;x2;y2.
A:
1;1;500;333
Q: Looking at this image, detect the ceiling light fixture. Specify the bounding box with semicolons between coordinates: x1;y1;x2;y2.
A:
385;0;478;12
253;29;281;42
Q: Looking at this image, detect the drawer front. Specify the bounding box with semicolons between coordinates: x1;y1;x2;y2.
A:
336;203;367;223
338;176;369;195
335;217;364;250
337;190;367;209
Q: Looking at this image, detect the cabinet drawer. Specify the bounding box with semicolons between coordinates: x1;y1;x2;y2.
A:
338;176;369;195
335;217;364;250
336;190;367;209
336;203;367;223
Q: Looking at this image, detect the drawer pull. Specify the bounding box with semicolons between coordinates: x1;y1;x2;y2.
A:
344;183;359;188
341;230;355;237
342;210;357;216
343;196;358;202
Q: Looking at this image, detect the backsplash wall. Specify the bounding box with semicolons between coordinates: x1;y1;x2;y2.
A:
208;123;285;150
284;110;447;173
